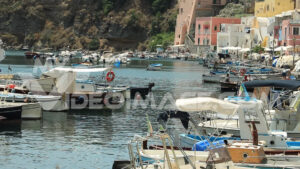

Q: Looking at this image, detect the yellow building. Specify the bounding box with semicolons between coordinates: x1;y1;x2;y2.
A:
255;0;296;17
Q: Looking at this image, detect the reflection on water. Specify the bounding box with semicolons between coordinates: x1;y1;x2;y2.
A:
0;57;219;168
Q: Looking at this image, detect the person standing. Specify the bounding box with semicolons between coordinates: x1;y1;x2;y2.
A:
8;65;12;73
225;73;230;82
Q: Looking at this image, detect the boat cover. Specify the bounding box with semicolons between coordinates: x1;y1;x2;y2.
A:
175;97;239;115
243;80;300;90
149;64;162;67
43;67;109;78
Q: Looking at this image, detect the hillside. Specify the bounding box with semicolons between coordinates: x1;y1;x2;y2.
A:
218;0;254;17
0;0;177;51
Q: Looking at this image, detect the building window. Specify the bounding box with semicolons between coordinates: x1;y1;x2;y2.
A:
214;26;217;31
204;28;209;34
198;24;201;30
267;5;269;11
293;27;299;35
285;28;287;40
198;38;200;45
274;29;279;36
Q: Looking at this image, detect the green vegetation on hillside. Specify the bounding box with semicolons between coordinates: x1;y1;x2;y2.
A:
148;32;174;51
89;39;100;50
218;3;245;17
0;0;177;51
218;0;254;17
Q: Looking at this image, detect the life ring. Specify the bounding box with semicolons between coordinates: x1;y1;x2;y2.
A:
106;71;115;82
240;68;246;76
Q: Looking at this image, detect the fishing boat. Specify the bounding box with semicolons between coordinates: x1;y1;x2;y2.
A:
179;134;240;149
216;80;300;138
0;92;64;112
147;63;163;71
174;95;300;149
9;67;154;110
3;102;42;119
202;74;243;83
24;51;40;59
0;104;22;120
124;132;251;169
162;96;300;167
71;62;93;67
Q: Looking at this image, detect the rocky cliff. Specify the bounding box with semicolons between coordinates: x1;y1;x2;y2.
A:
0;0;177;51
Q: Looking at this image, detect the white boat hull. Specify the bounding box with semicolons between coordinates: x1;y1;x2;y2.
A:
21;103;42;119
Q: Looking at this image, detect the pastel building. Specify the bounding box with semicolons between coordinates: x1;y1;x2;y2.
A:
174;0;228;45
271;11;300;49
217;24;251;53
281;20;300;49
255;0;300;17
194;17;241;49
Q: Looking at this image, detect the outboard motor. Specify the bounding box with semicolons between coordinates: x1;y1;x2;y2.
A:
148;82;155;92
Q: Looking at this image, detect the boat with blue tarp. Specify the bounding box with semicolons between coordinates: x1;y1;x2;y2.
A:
147;63;163;71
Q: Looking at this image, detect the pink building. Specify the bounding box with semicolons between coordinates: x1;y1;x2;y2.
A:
174;0;228;45
280;20;300;48
194;17;241;49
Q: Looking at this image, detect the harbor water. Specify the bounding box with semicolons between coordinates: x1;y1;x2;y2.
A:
0;54;220;169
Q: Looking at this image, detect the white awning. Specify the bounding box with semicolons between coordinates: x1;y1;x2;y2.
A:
264;47;272;51
51;67;108;73
274;46;286;51
240;48;250;52
175;97;239;115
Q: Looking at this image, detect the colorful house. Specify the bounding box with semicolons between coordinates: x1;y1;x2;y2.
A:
174;0;227;45
255;0;299;17
194;17;241;49
280;19;300;53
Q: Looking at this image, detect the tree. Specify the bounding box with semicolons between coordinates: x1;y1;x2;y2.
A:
89;39;99;50
252;45;264;53
102;0;114;15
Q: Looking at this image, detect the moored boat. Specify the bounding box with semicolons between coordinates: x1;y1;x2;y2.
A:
4;102;42;119
147;63;163;71
0;104;22;120
24;51;40;59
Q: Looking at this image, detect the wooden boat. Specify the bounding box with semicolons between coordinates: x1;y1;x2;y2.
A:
126;132;251;169
179;134;240;149
24;51;40;58
203;74;242;84
220;81;239;92
4;102;42;119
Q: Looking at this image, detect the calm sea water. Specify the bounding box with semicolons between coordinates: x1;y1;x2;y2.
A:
0;54;220;169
